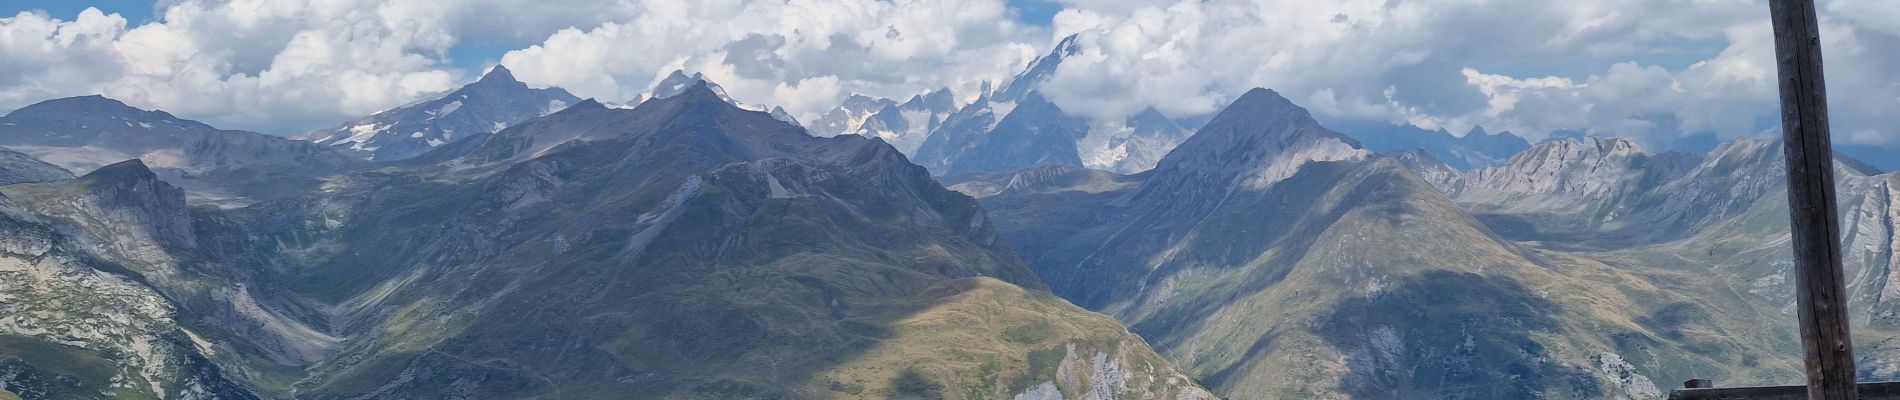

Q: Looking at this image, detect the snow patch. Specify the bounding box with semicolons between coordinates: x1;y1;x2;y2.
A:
988;101;1018;132
433;100;463;117
627;176;703;255
341;123;387;146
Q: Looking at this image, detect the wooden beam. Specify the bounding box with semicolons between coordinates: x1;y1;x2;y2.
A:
1670;382;1900;400
1768;0;1858;399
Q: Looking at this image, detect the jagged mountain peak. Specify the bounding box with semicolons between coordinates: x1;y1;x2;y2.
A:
669;80;730;106
994;33;1083;102
1451;135;1705;242
466;64;532;92
1523;136;1645;161
567;97;608;112
810;93;899;137
651;70;724;100
1145;87;1365;191
1324;120;1529;170
901;87;957;110
477;64;517;83
851;87;964;156
840;93;897;113
1387;148;1462;192
440;78;821;169
645;70;796;121
1129;107;1172;123
300;64;581;161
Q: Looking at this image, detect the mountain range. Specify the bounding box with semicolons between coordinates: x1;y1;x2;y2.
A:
5;31;1900;400
820;35;1196;176
1325;120;1533;170
0;83;1212;399
944;88;1900;399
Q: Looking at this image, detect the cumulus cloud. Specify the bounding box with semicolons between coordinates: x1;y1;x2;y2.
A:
1427;11;1900;147
1030;0;1899;148
497;0;1044;122
1;0;1898;149
0;0;630;133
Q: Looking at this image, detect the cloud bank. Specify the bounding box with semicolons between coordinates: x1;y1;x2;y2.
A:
0;0;1897;149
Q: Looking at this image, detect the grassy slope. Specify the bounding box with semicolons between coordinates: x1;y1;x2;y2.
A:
287;164;1210;398
972;158;1797;399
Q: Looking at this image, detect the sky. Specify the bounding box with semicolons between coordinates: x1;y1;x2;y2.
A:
1;0;1898;153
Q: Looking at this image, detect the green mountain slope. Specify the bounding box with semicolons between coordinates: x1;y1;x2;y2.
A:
0;82;1217;399
955;89;1796;399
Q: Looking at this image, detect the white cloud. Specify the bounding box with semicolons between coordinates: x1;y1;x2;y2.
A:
1428;12;1900;148
1009;0;1900;149
0;0;631;134
0;0;1897;149
497;0;1044;123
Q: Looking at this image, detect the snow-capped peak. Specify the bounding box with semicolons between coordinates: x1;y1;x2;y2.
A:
298;64;581;161
646;70;800;127
993;34;1081;102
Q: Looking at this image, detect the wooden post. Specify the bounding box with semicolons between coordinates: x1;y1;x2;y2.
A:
1768;0;1858;399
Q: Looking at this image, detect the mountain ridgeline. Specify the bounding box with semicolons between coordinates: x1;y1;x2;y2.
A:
4;32;1900;400
823;34;1195;176
0;84;1212;399
946;86;1900;399
0;96;362;207
299;65;582;162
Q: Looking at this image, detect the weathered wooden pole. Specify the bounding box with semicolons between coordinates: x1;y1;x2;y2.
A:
1768;0;1858;399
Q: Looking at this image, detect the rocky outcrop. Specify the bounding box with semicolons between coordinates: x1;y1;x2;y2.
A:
809;94;897;137
1387;148;1460;192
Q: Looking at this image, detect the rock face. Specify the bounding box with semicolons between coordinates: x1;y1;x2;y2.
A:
299;65;582;162
1386;148;1459;192
855;88;958;154
0;160;259;400
959;89;1800;399
1450;137;1689;240
809;94;897;137
0;95;362;206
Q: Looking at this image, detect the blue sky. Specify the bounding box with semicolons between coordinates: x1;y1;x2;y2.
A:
1;0;1897;157
4;0;154;22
